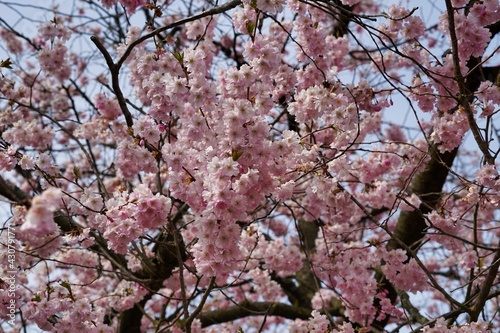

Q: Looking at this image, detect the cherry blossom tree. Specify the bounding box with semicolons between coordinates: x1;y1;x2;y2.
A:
0;0;499;332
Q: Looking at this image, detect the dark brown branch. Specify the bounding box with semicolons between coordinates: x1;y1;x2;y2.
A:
198;301;312;327
0;175;31;207
487;19;500;37
185;277;216;330
0;174;131;273
387;144;458;251
295;219;321;306
90;35;134;128
119;297;150;333
399;290;428;325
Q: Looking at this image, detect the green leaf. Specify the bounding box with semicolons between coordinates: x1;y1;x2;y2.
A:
60;281;76;301
172;51;184;64
231;148;243;161
73;167;80;181
245;21;255;36
1;58;13;69
60;281;72;293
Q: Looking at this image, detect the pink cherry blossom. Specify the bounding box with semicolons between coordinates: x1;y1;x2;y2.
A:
0;0;499;332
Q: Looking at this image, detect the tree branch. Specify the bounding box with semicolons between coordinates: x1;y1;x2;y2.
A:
90;35;134;128
470;240;500;321
117;0;242;68
399;290;428;325
444;0;494;165
0;174;31;207
197;301;312;327
387;143;458;251
185;277;216;331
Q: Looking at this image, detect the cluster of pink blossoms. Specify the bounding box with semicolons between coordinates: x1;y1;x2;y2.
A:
20;188;63;237
100;0;147;13
378;5;425;41
438;0;499;62
94;93;123;120
411;75;437;112
381;248;427;293
0;27;23;54
109;280;149;312
93;184;171;254
285;310;331;333
21;270;114;333
422;318;491;333
288;85;349;123
115;135;159;179
116;24;319;279
238;226;304;281
430;108;470;153
0;145;17;171
1;0;499;330
476;81;500;117
37;42;71;81
37;20;71;42
2;119;55;150
36;20;72;81
133;115;161;144
312;224;382;324
421;162;500;286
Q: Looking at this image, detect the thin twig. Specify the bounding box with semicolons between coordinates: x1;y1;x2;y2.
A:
117;0;242;68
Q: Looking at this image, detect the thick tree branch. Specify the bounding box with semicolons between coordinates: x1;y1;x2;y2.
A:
295;219;321;307
198;301;312;327
398;290;428;325
119;298;150;333
387;144;458;251
0;176;131;270
0;174;31;207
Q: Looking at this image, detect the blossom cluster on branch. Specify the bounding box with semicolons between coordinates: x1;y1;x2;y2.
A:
0;0;499;332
